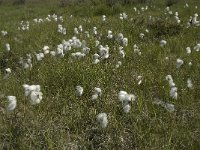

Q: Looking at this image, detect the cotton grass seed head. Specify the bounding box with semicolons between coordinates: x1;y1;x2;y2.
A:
97;113;108;128
6;96;17;111
75;86;84;97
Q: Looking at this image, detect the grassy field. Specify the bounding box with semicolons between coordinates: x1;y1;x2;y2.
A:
0;0;200;149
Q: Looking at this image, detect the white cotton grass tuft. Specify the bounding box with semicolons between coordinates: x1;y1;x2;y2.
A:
194;43;200;51
5;43;10;52
95;40;100;47
166;75;178;99
186;47;191;54
92;53;100;64
170;87;178;100
74;27;79;35
93;27;97;35
122;38;128;46
71;52;85;59
116;61;122;68
4;68;12;79
160;40;167;47
91;87;102;100
123;104;131;113
97;113;108;128
119;46;125;58
35;52;44;61
153;98;175;113
1;30;8;36
188;62;192;67
6;96;17;111
58;24;66;35
176;58;184;69
118;91;136;113
133;44;141;55
107;30;113;39
137;76;143;85
102;15;106;22
118;91;136;103
139;33;144;39
98;45;109;60
43;46;50;54
19;54;33;70
120;13;128;20
187;78;193;89
30;91;43;105
23;84;43;105
166;75;175;87
75;86;84;97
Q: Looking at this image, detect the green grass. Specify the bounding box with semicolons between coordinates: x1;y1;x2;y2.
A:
0;0;200;149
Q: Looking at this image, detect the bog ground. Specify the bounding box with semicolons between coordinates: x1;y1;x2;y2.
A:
0;0;200;149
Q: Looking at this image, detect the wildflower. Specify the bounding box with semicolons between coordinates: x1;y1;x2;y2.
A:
97;113;108;128
6;96;17;111
75;86;83;97
176;58;184;69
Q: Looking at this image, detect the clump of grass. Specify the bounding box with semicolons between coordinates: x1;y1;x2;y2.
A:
147;18;183;38
165;0;178;7
13;0;26;5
